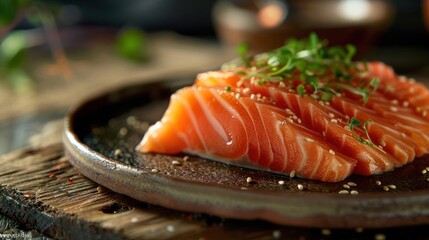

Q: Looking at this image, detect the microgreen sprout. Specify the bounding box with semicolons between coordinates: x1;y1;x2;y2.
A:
349;117;385;152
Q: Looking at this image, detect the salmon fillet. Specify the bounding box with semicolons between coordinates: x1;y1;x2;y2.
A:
136;37;429;182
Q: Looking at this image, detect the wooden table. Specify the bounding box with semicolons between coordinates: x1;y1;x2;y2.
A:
1;31;429;239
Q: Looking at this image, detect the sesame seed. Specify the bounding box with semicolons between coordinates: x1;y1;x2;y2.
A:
325;101;330;106
390;99;398;105
328;113;335;118
423;169;427;174
297;118;302;124
281;120;287;126
305;138;315;143
398;76;407;82
383;186;390;191
250;94;256;99
322;131;326;137
339;190;349;194
285;108;294;115
350;190;359;195
114;149;122;157
235;93;241;99
409;78;416;83
183;156;189;161
290;170;296;178
378;139;386;147
272;230;282;239
126;116;137;125
426;167;429;171
172;160;181;166
423;110;427;117
286;118;294;123
278;82;286;88
329;149;335;155
374;233;386;240
297;184;304;191
336;93;342;97
151;169;158;173
278;180;285;185
292;115;298;120
343;184;350;189
241;187;248;190
331;119;338;124
426;178;429;182
131;217;138;223
246;177;253;183
242;88;250;94
97;186;103;193
119;127;128;137
321;229;331;236
166;225;175;232
347;182;357;187
390;106;398;112
376;181;382;186
416;106;422;112
402;101;409;107
388;185;396;190
344;125;351;131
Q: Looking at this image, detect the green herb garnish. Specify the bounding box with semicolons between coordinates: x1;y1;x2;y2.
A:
349;117;385;152
223;33;379;103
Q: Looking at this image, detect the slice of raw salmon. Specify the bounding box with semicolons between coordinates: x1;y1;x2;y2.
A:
138;86;356;182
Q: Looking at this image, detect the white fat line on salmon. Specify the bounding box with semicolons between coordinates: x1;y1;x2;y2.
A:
239;98;261;161
193;88;229;142
210;90;249;153
295;136;309;173
255;103;275;167
274;117;288;171
176;95;209;153
308;146;323;179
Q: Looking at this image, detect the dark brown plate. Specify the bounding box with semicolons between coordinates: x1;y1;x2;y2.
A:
64;76;429;228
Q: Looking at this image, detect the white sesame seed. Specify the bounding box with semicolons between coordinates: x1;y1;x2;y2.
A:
292;115;298;120
131;217;138;223
278;82;286;88
242;88;250;94
285;108;294;115
343;184;351;189
246;177;253;183
272;230;282;239
378;139;386;147
409;78;416;83
297;184;304;191
330;119;338;124
416;106;422;112
376;181;382;186
390;106;398;112
126;116;137;125
235;93;241;99
344;126;351;131
426;166;429;171
325;101;330;106
166;225;175;232
423;110;427;117
374;233;386;240
350;190;359;195
402;101;409;107
297;118;302;124
119;127;128;137
241;187;248;190
426;178;429;182
322;131;326;137
250;94;256;99
328;113;335;118
329;149;335;155
172;160;181;166
383;186;390;191
390;99;398;105
290;170;296;178
151;169;158;173
286;118;294;123
321;229;331;236
278;180;285;185
305;138;315;143
339;190;349;194
388;185;396;190
183;156;189;161
423;169;427;174
114;149;122;157
348;182;357;187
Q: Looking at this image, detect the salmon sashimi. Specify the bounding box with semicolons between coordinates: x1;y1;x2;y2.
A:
137;34;429;182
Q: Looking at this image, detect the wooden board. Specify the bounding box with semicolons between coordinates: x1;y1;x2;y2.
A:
2;143;429;239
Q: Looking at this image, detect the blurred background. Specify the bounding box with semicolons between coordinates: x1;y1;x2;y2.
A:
0;0;429;155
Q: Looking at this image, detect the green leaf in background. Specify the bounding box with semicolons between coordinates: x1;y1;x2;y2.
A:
0;31;27;63
116;27;148;62
0;0;32;25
